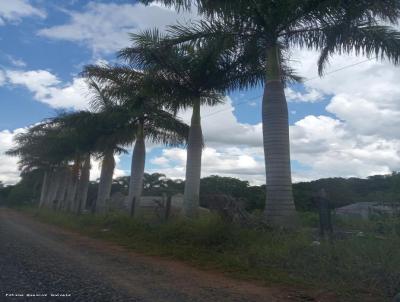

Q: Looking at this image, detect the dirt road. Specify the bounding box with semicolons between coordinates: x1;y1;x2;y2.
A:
0;208;327;302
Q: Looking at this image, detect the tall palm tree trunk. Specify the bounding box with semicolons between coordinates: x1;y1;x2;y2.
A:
59;168;72;211
183;99;203;218
263;46;297;227
39;171;49;209
66;168;79;212
43;170;55;207
128;123;146;217
96;150;115;214
76;155;91;214
55;167;69;210
46;169;62;209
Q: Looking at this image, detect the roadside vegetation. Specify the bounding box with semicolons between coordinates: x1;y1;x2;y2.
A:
2;170;400;301
8;205;399;302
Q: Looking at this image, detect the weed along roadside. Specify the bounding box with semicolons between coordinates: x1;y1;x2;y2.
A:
12;206;400;302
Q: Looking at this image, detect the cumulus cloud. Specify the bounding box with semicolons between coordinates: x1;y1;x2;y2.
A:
4;69;90;110
38;2;199;54
284;48;400;180
290;115;400;181
176;97;262;148
293;49;400;138
326;94;400;138
7;55;27;67
149;146;266;185
0;0;45;25
0;70;5;85
0;129;25;185
285;87;324;103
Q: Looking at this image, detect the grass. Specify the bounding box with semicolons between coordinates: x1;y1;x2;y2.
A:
14;206;400;301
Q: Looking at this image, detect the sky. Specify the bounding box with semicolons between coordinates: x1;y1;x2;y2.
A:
1;0;400;186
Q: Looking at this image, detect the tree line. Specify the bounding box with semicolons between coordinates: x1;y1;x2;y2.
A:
3;0;400;227
1;172;400;213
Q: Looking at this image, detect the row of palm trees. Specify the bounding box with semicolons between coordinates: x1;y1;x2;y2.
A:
7;71;189;215
8;0;400;227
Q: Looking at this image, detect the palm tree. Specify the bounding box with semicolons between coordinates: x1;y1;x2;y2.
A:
76;154;91;213
6;125;50;202
84;83;136;214
45;114;94;212
6;119;85;210
7;108;135;213
56;107;141;214
48;111;111;213
8;124;52;208
141;0;400;226
9;109;126;213
118;30;268;217
83;66;189;216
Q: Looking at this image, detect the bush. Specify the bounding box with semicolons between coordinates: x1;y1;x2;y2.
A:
7;184;35;206
299;211;319;228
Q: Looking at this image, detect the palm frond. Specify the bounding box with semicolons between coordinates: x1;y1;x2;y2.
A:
317;25;400;75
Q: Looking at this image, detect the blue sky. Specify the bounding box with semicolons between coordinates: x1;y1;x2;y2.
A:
1;0;400;185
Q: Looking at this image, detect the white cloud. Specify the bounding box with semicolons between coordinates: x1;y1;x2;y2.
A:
280;48;400;181
293;49;400;139
7;69;60;91
148;146;266;185
0;70;5;85
7;55;27;67
290;115;400;181
326;94;400;138
38;2;199;54
176;97;262;148
151;156;170;167
285;87;324;103
0;129;25;185
0;0;45;25
5;69;90;110
140;98;265;184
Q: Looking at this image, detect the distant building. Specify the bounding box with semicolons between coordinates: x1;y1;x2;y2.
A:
335;202;399;219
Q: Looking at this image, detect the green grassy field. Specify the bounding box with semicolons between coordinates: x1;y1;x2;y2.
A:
15;206;400;301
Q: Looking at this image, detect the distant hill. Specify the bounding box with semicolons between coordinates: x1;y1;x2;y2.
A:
293;172;400;211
